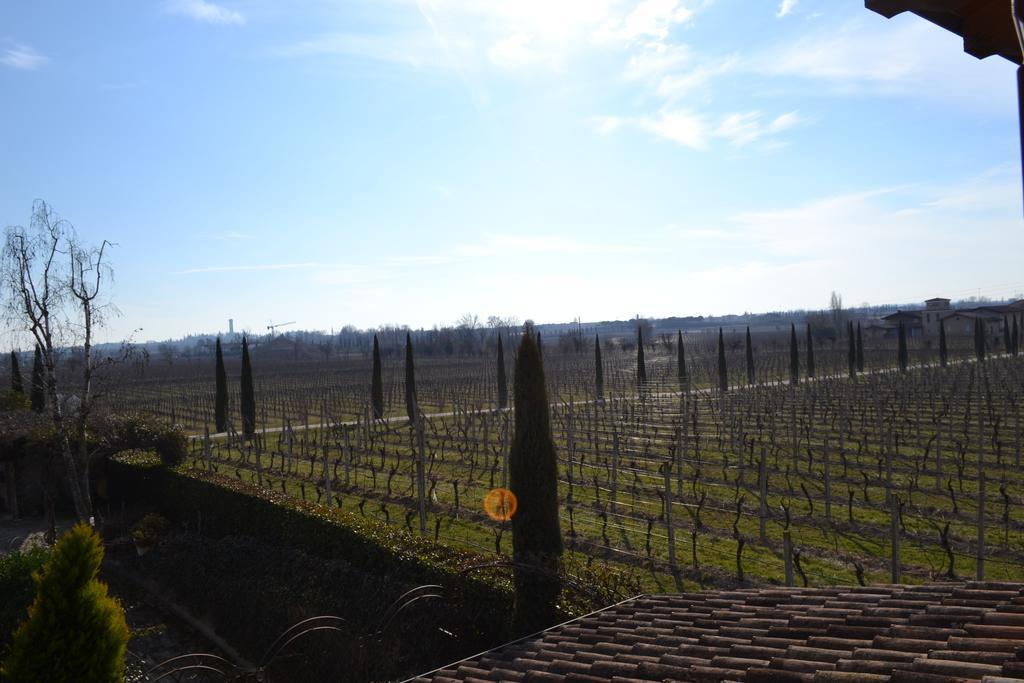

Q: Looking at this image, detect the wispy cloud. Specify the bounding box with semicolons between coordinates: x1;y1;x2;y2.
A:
656;167;1024;310
445;232;658;259
716;110;803;146
1;44;46;70
278;0;707;73
776;0;798;18
594;108;803;150
675;166;1021;262
273;31;453;68
183;263;321;274
596;0;698;42
165;0;244;25
385;255;455;265
752;18;1014;112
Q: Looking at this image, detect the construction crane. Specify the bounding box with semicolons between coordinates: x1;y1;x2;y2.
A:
266;320;295;336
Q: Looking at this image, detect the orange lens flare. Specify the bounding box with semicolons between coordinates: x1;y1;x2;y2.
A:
483;488;517;522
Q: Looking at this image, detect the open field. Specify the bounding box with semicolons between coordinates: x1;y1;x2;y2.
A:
103;331;1024;590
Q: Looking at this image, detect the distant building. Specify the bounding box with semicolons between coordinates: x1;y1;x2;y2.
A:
881;310;923;338
881;298;1023;341
229;318;235;335
921;298;951;337
941;310;1001;337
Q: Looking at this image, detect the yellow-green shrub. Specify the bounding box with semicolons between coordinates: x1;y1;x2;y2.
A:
1;523;129;682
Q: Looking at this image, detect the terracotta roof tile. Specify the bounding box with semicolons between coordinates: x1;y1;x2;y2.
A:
407;582;1024;683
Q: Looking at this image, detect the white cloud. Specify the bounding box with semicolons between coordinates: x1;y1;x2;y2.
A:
275;31;467;69
183;263;321;274
753;17;1014;113
452;233;656;258
606;0;696;41
596;108;803;149
279;0;709;74
623;42;693;80
488;34;545;68
658;167;1024;310
636;109;709;148
1;44;46;70
655;55;737;98
165;0;244;25
776;0;798;18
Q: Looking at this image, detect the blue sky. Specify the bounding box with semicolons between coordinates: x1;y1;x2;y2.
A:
1;0;1022;343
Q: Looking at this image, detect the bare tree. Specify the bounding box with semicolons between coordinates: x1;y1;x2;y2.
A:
830;291;845;337
2;201;117;519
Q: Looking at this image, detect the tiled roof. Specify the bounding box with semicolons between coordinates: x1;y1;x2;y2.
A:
408;582;1024;683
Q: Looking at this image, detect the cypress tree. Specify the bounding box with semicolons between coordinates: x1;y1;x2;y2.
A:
30;346;45;413
240;336;256;439
676;331;687;392
897;321;908;373
636;327;647;392
497;335;508;409
509;332;563;635
2;523;128;682
805;323;815;379
939;318;948;368
10;351;24;396
847;321;856;378
1003;317;1011;354
789;323;799;385
595;335;604;401
371;334;384;419
1012;316;1019;356
717;328;728;393
745;327;755;385
214;337;228;433
856;323;864;373
975;318;987;363
404;333;417;423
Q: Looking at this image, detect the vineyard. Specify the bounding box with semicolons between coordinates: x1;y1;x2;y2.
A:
105;330;1024;590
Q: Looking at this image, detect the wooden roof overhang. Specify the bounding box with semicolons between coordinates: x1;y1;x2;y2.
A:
866;0;1021;63
866;0;1024;211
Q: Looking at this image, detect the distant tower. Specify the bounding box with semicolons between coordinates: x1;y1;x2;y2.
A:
228;318;234;335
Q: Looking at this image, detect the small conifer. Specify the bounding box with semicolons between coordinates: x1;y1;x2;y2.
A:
1012;316;1019;356
509;332;562;635
214;337;228;433
9;351;23;396
745;327;754;385
939;319;948;367
240;336;256;438
856;323;864;373
636;327;647;392
677;331;688;393
497;335;508;409
371;334;384;419
789;323;799;385
2;523;129;683
404;333;417;423
717;328;728;393
847;321;856;378
805;323;815;379
897;322;908;373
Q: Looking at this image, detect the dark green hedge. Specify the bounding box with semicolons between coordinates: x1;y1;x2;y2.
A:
133;532;476;681
105;458;509;594
104;457;516;678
